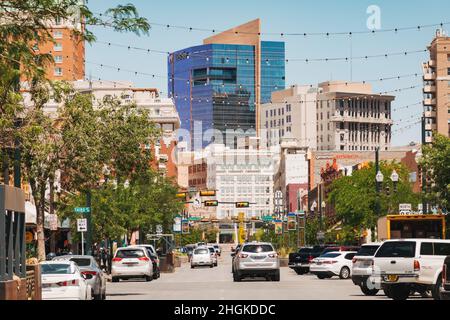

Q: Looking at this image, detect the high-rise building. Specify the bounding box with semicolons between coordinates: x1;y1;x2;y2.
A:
34;7;85;81
168;19;285;148
261;85;318;148
422;29;450;143
316;81;394;152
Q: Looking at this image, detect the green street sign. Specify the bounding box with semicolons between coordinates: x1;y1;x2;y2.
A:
262;216;273;222
74;207;91;214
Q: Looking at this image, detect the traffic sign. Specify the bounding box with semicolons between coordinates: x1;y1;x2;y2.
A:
316;231;325;240
77;219;88;232
74;207;90;214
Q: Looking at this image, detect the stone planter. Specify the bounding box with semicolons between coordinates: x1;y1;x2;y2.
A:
174;256;181;268
178;256;189;264
279;258;289;268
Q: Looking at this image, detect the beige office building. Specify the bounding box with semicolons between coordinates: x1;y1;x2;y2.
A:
422;29;450;143
316;81;394;152
261;85;318;148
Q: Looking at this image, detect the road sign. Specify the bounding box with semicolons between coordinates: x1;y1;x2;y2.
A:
316;231;325;240
204;200;219;207
156;225;163;235
399;203;412;214
77;219;88;232
173;217;182;233
74;207;90;214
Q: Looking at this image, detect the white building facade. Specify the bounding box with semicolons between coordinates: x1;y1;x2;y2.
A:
205;143;279;219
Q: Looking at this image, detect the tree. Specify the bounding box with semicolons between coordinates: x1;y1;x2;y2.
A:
0;1;150;260
421;133;450;212
328;161;420;239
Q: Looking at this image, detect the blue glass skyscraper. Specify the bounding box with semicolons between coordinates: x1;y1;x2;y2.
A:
168;19;285;148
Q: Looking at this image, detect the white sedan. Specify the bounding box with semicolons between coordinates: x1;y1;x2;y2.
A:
310;251;357;280
40;261;92;300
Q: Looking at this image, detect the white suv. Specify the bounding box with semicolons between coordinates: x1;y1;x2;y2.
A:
233;242;280;282
372;239;450;300
351;243;383;296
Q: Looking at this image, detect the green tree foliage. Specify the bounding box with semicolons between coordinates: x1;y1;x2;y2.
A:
421;133;450;211
328;161;420;237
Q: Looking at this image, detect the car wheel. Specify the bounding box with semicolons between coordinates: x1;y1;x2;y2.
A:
360;283;379;296
102;290;107;300
389;285;411;301
317;275;326;280
294;269;305;275
111;277;119;283
339;267;351;280
432;275;442;301
272;271;281;282
233;271;241;282
145;275;152;282
210;264;214;268
191;265;195;269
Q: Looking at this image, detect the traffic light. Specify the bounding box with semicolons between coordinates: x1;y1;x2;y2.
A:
176;192;188;199
204;200;219;207
236;202;250;208
200;190;216;197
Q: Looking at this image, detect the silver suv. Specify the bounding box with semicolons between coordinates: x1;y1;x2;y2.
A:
232;242;280;282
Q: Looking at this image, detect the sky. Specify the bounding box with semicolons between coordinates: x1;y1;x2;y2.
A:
85;0;450;146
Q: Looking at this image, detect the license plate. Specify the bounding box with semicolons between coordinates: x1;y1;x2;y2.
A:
252;256;266;260
386;275;399;282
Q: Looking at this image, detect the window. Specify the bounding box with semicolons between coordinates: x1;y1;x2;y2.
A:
345;253;356;260
54;43;62;51
53;31;63;39
41;264;73;275
356;245;380;256
54;55;63;64
375;241;416;258
420;243;433;255
434;243;450;256
54;67;63;76
242;245;274;253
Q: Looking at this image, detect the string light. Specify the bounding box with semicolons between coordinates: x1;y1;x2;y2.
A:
94;40;428;63
91;13;450;38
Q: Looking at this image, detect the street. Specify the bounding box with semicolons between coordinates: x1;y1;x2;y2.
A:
106;247;402;301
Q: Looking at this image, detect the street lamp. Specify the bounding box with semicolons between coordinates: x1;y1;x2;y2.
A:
376;171;384;190
415;149;427;214
390;170;399;192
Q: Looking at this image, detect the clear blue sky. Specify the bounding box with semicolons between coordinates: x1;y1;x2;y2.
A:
86;0;450;146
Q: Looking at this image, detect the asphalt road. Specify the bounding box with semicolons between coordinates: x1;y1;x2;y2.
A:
106;247;409;300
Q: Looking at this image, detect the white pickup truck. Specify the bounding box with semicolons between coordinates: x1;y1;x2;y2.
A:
372;239;450;300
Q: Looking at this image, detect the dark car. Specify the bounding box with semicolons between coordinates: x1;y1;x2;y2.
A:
289;246;324;275
441;256;450;300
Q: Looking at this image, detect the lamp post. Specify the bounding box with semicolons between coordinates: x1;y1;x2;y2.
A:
415;150;427;214
390;170;399;193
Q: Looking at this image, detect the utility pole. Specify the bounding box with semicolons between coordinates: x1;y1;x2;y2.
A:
421;117;428;214
86;191;92;255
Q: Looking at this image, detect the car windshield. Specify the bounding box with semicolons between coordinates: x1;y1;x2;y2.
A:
194;249;209;255
320;253;341;258
116;249;145;259
69;258;91;267
242;245;274;253
208;248;215;253
213;245;219;248
298;248;312;254
41;264;73;274
356;246;380;257
375;241;416;258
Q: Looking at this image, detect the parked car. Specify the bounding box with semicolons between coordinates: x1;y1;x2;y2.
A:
111;247;154;282
288;246;325;275
53;255;106;300
351;243;383;296
373;239;450;300
441;256;450;300
310;251;357;280
320;246;360;255
231;244;242;273
40;261;91;300
232;242;280;282
207;246;218;267
213;244;221;257
129;245;160;280
191;247;214;268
